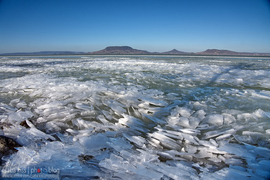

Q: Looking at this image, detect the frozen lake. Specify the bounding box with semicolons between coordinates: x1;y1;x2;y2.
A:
0;55;270;179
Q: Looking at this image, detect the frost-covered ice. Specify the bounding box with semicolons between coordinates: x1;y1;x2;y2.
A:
0;55;270;179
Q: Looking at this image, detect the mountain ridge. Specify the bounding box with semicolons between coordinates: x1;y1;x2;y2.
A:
196;49;270;56
87;46;150;55
1;47;270;56
162;49;188;54
88;46;270;56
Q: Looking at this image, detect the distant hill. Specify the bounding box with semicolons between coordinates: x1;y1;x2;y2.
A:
196;49;240;55
196;49;270;56
89;47;270;56
88;46;150;55
1;47;269;56
162;49;188;54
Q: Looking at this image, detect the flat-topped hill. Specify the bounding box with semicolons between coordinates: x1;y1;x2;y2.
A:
88;46;150;55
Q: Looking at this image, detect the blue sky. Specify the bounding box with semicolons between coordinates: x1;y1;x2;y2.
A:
0;0;270;53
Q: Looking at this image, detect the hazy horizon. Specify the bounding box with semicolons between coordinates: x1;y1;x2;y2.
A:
2;45;270;55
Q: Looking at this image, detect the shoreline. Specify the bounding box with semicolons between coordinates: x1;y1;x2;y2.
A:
1;54;270;58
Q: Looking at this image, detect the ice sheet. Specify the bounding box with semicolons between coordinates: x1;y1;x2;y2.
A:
0;56;270;179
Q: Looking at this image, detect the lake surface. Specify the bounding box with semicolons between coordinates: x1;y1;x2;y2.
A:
0;55;270;179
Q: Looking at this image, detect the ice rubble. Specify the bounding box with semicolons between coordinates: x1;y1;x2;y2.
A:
0;56;270;179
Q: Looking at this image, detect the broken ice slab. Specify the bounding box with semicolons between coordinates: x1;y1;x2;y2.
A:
157;151;175;161
155;126;200;136
79;133;110;151
153;127;183;140
15;120;55;146
7;110;34;124
222;113;236;125
119;149;137;162
101;110;113;120
169;116;201;129
184;144;198;154
243;143;270;158
45;121;69;132
202;128;236;139
5;146;39;166
193;109;207;120
242;131;264;137
9;98;27;109
75;102;94;110
177;117;190;128
118;114;149;133
136;149;160;163
36;101;65;110
200;167;254;180
46;111;76;122
18;128;55;145
99;153;163;179
178;128;201;136
197;139;219;149
127;105;142;118
148;131;182;150
118;114;144;126
152;127;200;146
253;108;270;119
195;147;214;159
72;118;105;130
196;146;227;159
96;115;110;125
143;114;167;125
66;128;79;135
107;137;133;152
103;100;127;115
218;143;257;163
255;168;270;179
237;113;257;122
0;103;17;113
215;133;232;141
72;129;94;141
138;97;168;107
129;165;164;179
178;107;193;117
204;114;224;126
167;116;180;126
99;153;134;173
80;109;97;117
147;137;163;149
188;116;201;129
258;160;270;171
249;90;270;100
224;158;243;166
147;161;199;180
123;133;146;147
181;133;200;145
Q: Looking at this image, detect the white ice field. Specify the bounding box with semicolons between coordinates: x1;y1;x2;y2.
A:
0;55;270;179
